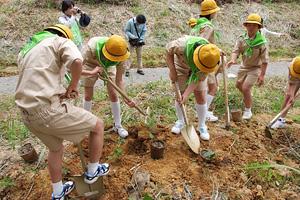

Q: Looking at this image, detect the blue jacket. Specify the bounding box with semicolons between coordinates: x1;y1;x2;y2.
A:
124;17;147;42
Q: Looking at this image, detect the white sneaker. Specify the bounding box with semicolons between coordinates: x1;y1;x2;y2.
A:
271;117;286;129
206;111;218;122
171;120;184;134
242;110;252;120
199;126;210;141
113;125;128;138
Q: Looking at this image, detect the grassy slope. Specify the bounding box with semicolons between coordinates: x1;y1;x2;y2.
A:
0;0;300;71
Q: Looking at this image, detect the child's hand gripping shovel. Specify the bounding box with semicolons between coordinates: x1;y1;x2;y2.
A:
173;82;200;154
98;70;147;116
72;142;105;199
265;92;300;139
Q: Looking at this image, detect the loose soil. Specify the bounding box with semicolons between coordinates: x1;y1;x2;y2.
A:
1;114;299;200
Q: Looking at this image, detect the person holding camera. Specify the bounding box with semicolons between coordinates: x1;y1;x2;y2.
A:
59;0;90;51
124;14;147;77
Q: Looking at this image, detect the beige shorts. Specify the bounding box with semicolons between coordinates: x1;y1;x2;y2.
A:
176;70;207;92
207;73;217;85
82;64;125;87
236;69;260;86
19;101;98;151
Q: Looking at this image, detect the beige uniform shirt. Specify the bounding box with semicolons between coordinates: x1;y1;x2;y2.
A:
166;35;190;75
82;37;104;69
200;26;215;44
15;36;83;109
232;35;269;72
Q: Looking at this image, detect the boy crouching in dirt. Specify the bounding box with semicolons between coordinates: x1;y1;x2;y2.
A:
166;35;220;140
15;24;109;200
227;13;269;120
271;57;300;129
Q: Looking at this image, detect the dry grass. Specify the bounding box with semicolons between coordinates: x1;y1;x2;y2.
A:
0;0;300;69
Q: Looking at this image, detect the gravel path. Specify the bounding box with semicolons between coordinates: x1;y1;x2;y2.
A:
0;61;290;95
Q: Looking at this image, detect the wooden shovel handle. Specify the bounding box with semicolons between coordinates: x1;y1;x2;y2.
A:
173;82;189;125
268;92;300;127
98;72;146;116
221;55;230;127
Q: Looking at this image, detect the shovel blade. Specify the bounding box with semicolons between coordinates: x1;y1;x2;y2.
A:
264;126;273;139
181;125;200;154
72;175;105;199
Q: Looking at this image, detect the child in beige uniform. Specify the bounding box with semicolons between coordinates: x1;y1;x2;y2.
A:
82;35;135;138
271;57;300;129
15;24;109;200
188;0;220;122
166;35;220;140
227;13;269;120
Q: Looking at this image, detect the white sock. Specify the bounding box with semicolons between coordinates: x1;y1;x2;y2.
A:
245;107;251;112
175;101;184;122
111;101;121;127
206;94;215;110
196;103;207;128
87;162;99;175
83;100;92;111
52;181;63;196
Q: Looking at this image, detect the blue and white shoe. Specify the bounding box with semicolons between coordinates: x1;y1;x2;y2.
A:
51;181;75;200
199;126;210;141
84;163;110;184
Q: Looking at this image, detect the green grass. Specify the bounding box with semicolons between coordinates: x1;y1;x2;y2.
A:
0;177;15;190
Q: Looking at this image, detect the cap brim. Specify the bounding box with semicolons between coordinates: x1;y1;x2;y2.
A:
102;45;130;62
243;21;263;28
200;7;220;16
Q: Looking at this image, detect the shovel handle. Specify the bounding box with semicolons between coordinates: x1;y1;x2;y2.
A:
268;91;300;127
221;55;230;127
77;143;86;171
173;82;189;125
98;72;146;116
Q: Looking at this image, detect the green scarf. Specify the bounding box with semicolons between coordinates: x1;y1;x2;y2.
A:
243;31;267;57
190;17;220;42
20;31;55;57
70;20;83;48
184;36;209;84
95;37;118;69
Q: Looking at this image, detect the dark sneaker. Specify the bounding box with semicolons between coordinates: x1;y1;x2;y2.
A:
84;163;110;184
125;71;130;77
137;69;145;75
51;181;75;200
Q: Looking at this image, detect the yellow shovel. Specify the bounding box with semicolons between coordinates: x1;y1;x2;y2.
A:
173;82;200;154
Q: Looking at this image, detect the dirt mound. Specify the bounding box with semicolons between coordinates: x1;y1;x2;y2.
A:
1;114;300;199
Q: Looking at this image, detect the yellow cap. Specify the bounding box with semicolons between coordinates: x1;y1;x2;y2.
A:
193;44;220;73
243;13;263;28
289;57;300;79
44;24;74;41
200;0;220;16
102;35;130;62
187;18;197;28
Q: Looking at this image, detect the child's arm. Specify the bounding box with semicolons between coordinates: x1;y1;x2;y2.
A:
257;46;269;86
227;40;241;68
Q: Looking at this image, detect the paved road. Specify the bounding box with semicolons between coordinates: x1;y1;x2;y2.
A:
0;61;290;94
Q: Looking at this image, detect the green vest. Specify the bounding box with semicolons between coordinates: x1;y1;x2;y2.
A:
70;20;83;48
95;37;118;69
20;31;55;57
190;17;220;42
184;36;209;84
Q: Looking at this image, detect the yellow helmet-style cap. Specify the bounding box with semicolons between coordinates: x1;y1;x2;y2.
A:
102;35;130;62
187;18;198;28
193;43;220;73
200;0;220;16
44;24;74;40
243;13;263;28
289;56;300;79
